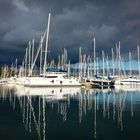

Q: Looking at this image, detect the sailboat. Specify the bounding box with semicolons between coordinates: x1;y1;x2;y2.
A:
114;47;140;86
24;68;81;87
85;38;114;88
23;13;81;87
115;77;140;86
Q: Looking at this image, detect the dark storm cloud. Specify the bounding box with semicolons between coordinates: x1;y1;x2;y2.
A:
0;0;140;64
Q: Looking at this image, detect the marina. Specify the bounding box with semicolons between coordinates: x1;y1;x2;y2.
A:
0;14;140;88
0;0;140;139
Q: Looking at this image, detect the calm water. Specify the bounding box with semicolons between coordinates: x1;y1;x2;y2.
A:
0;85;140;140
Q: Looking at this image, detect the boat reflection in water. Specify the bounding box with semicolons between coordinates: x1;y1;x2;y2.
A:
0;85;139;140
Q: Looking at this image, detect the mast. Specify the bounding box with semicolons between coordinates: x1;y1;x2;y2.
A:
29;32;46;77
102;50;105;77
31;38;34;73
118;41;121;78
25;48;28;77
43;13;51;77
87;55;90;79
15;58;18;76
79;47;82;79
68;60;70;78
40;36;43;75
64;48;67;70
21;60;24;77
83;54;86;80
96;57;99;76
61;54;64;70
58;55;61;69
112;48;115;77
116;43;118;77
137;46;140;77
90;58;92;80
106;54;109;77
28;41;31;76
93;37;96;79
129;51;132;77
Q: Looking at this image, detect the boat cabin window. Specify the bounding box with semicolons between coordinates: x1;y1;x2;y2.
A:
46;76;58;78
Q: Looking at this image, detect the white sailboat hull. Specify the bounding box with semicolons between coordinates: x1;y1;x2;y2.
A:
24;77;81;87
115;78;140;86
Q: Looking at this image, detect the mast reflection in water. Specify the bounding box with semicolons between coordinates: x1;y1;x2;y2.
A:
0;85;140;140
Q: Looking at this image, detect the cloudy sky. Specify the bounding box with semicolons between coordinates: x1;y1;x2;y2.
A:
0;0;140;65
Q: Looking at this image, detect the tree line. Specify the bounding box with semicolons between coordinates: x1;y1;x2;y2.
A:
0;66;15;78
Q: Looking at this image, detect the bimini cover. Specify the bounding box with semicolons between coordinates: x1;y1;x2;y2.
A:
46;68;67;72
